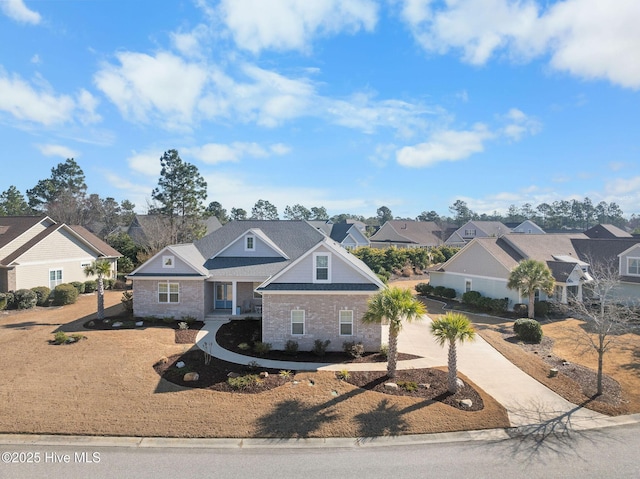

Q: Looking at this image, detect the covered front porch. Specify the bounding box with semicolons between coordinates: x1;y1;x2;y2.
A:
206;279;263;318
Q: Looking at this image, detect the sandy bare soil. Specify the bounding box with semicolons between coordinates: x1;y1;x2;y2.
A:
0;291;508;438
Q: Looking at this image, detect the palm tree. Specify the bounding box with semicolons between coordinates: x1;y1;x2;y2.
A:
430;312;476;393
362;287;426;378
507;259;555;319
84;259;113;321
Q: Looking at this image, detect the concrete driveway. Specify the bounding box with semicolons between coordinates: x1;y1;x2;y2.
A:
198;315;608;429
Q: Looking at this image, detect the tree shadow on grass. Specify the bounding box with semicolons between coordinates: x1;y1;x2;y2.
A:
354;398;410;437
255;399;339;438
55;303;128;333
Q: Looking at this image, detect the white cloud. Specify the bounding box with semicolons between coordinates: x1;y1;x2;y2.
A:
400;0;640;89
183;141;290;164
0;70;75;125
36;144;78;158
94;52;209;129
0;0;41;25
606;176;640;195
76;89;101;124
396;124;494;167
500;108;541;140
126;150;163;178
219;0;378;53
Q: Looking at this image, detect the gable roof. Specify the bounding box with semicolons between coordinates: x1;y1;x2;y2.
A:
0;216;55;250
369;220;442;246
584;224;632;239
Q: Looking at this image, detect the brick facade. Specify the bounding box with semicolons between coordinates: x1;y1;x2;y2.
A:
133;280;205;320
261;292;381;352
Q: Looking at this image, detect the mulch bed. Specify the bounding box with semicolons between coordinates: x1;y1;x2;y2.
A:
215;318;421;363
345;369;484;411
83;316;204;344
495;326;623;406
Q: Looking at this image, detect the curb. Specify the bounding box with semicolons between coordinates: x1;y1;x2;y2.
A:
1;413;638;449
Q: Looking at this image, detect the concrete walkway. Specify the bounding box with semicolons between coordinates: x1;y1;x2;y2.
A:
196;317;608;429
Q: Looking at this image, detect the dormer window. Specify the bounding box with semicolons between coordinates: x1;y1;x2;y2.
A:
245;235;255;251
314;253;330;282
162;256;174;268
464;229;476;237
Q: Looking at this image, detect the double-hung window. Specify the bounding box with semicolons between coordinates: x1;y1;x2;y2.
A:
291;310;305;335
49;269;62;289
159;282;179;303
314;253;330;282
628;258;640;276
245;235;255;251
339;310;353;336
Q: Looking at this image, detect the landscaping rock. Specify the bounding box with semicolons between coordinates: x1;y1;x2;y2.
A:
112;321;123;328
183;372;199;382
384;382;399;390
135;321;143;327
156;356;168;366
418;383;431;389
176;361;185;368
227;372;240;378
456;378;464;389
259;371;269;379
459;399;473;408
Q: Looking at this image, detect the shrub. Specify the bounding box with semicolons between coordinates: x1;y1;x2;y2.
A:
488;298;509;314
253;341;272;356
181;315;197;324
379;343;389;359
103;278;115;290
284;339;299;356
397;380;418;392
0;292;10;310
312;339;331;357
14;289;37;309
342;341;365;358
433;286;446;297
177;321;189;330
415;283;434;296
336;369;350;380
279;370;292;379
227;374;261;390
84;280;97;293
442;287;457;299
52;284;78;306
462;290;482;305
121;291;133;314
70;281;85;294
513;303;528;316
513;318;543;343
53;331;69;344
237;342;250;351
31;286;51;306
534;301;551;318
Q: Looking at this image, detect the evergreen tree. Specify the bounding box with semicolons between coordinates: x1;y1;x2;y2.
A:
0;186;32;215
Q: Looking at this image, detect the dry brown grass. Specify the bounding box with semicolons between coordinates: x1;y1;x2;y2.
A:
0;290;509;438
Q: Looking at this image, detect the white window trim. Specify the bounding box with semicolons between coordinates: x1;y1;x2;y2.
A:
339;310;353;336
291;309;305;335
158;282;180;304
245;235;255;252
162;255;175;269
627;257;640;276
49;268;63;289
313;252;331;283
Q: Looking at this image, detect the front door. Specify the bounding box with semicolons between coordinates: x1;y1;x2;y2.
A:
215;282;233;310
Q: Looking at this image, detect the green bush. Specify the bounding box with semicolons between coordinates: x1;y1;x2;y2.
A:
227;374;261;389
312;339;331;357
415;283;434;296
253;341;272;356
342;341;364;358
52;283;79;306
284;339;299;356
31;286;51;306
84;280;97;293
513;318;543;343
488;297;509;314
534;301;550;318
70;281;85;294
0;292;10;310
379;343;389;359
397;380;418;392
462;290;482;305
103;278;115;290
14;289;38;309
513;303;528;316
442;287;456;299
53;331;69;345
433;286;446;297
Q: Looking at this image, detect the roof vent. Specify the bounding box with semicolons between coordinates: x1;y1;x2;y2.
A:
0;226;8;235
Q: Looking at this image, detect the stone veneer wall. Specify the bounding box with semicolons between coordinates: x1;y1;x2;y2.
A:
133;280;205;320
261;293;381;352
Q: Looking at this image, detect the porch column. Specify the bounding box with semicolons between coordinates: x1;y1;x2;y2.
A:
232;280;237;315
562;286;568;304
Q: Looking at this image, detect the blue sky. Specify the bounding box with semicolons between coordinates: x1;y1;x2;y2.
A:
1;0;640;220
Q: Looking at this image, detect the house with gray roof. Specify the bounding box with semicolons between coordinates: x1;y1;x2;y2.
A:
127;220;385;352
430;224;640;309
0;216;121;293
307;220;369;249
369;220;446;249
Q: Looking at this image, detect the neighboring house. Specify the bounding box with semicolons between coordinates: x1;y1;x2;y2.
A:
127;220;385;351
307;220;370;250
444;221;511;247
429;224;640;308
369;220;445;249
0;216;121;293
511;220;546;235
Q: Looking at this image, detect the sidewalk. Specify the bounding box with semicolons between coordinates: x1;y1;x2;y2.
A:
196;317;608;428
